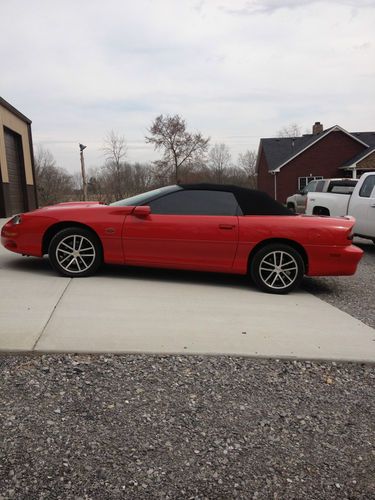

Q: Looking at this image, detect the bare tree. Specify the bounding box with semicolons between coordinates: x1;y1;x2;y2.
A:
102;130;128;199
209;143;232;183
34;146;74;206
145;114;210;183
277;123;302;138
238;149;257;188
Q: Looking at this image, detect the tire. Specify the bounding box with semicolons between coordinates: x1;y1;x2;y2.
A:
287;203;296;213
313;206;330;216
48;227;102;277
250;244;305;294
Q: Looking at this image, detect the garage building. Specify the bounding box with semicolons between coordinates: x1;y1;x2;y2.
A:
0;97;37;217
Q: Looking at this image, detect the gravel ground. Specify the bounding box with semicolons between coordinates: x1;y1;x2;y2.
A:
302;238;375;329
1;239;374;500
1;354;374;500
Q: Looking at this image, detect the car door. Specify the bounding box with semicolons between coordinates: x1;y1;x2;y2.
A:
123;189;240;272
350;174;375;237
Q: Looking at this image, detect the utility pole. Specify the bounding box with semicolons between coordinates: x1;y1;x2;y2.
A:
79;143;88;201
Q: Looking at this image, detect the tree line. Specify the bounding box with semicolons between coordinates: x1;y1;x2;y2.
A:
35;114;258;206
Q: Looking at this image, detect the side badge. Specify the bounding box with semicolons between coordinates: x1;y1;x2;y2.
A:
104;227;115;234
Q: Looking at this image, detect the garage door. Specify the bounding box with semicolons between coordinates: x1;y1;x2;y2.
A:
4;128;26;215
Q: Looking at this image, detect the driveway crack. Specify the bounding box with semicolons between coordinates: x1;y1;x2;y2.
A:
32;278;72;350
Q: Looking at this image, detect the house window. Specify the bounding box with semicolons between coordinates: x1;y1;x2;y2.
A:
298;176;323;191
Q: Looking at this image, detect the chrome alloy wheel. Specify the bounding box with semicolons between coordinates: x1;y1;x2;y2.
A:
258;250;299;290
55;235;96;274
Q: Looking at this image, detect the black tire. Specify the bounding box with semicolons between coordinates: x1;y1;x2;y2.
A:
48;227;102;277
250;244;305;294
287;203;296;213
313;206;330;216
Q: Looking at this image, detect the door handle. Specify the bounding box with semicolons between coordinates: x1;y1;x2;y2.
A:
219;224;235;230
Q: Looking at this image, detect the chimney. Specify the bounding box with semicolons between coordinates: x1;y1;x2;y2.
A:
312;121;323;135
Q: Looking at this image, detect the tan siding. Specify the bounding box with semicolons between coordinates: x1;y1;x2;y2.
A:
357;151;375;170
0;104;34;185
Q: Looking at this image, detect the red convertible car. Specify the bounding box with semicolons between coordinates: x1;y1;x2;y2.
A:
1;184;363;294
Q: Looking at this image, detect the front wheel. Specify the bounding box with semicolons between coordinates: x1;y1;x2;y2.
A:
250;244;305;294
48;227;102;277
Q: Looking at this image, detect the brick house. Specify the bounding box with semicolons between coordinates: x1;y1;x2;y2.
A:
256;122;375;202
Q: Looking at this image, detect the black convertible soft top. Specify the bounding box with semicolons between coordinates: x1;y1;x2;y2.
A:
180;183;293;216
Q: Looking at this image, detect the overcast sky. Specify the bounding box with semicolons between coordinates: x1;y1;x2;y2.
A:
1;0;375;174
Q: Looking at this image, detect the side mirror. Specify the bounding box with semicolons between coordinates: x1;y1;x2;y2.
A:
133;205;151;217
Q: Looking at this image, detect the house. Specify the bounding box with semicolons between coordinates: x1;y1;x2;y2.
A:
0;97;38;217
256;122;375;202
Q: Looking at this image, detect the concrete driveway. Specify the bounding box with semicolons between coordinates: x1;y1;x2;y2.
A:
1;218;375;361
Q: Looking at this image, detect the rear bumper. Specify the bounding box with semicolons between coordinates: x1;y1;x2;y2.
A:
306;244;363;276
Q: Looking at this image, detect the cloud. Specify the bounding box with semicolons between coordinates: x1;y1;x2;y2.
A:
1;0;374;172
223;0;375;15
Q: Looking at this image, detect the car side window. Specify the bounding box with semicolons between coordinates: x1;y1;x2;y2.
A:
359;176;375;198
315;180;325;192
148;190;242;216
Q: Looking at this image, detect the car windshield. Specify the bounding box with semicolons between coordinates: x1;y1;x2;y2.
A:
109;185;181;207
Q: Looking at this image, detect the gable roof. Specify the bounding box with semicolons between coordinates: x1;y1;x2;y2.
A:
0;96;32;124
341;146;375;168
260;125;373;172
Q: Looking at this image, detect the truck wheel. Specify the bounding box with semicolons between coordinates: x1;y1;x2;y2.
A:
313;206;330;216
287;203;296;213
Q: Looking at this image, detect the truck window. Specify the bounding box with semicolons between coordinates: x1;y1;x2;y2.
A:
359;176;375;198
328;179;357;193
305;181;318;193
330;186;356;194
315;180;325;191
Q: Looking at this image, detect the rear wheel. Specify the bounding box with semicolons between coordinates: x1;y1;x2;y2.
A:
48;227;102;277
250;244;305;294
313;206;330;216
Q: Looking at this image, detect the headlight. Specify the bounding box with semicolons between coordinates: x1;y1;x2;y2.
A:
11;214;23;225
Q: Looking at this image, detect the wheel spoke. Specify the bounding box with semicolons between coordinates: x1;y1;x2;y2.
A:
65;257;76;269
278;273;287;287
279;252;284;267
59;253;72;265
270;273;279;287
57;248;72;256
260;261;275;270
264;271;276;284
80;246;94;253
61;241;74;251
280;271;293;283
282;265;297;272
75;257;82;271
281;259;294;268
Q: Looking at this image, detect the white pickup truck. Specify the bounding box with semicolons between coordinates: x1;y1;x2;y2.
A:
286;178;358;214
306;172;375;243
